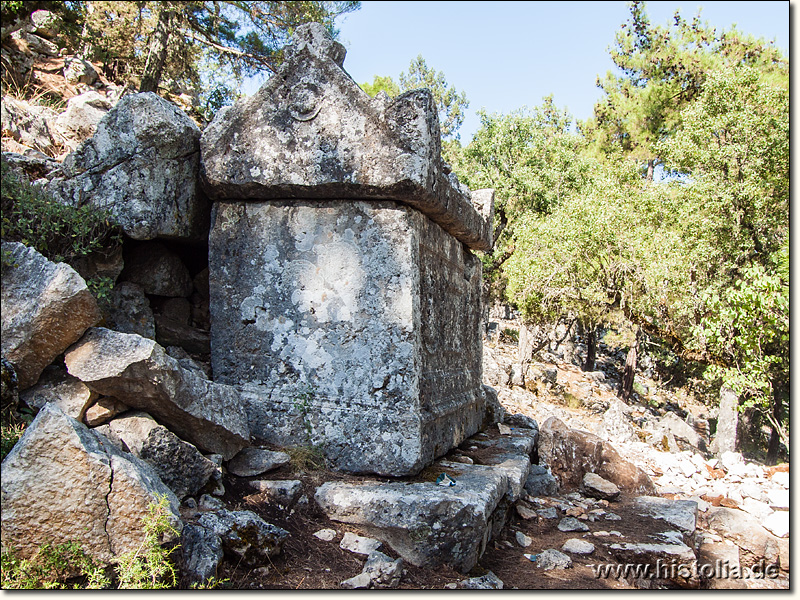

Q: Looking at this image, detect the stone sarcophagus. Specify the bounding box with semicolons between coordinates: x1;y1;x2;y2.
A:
201;24;494;476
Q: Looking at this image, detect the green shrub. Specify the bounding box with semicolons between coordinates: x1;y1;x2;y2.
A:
1;422;26;461
499;327;519;344
1;541;110;589
113;494;179;589
0;158;122;280
1;495;178;589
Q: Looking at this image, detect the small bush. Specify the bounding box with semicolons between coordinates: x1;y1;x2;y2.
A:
1;496;179;589
113;494;179;589
1;422;26;461
0;158;122;281
286;444;327;472
1;541;110;589
499;327;519;344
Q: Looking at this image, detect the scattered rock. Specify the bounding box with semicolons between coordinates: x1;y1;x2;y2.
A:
581;473;621;501
84;396;128;427
558;517;589;532
762;512;789;538
197;509;289;567
1;404;181;564
562;538;595;555
362;550;404;589
460;571;504;589
538;417;656;495
228;448;291;477
525;464;560;496
340;572;371;589
339;532;382;556
534;549;573;570
247;479;302;507
106;282;156;339
634;496;697;540
180;523;224;587
105;411;218;499
313;528;337;542
515;531;533;547
64;328;249;459
19;364;97;420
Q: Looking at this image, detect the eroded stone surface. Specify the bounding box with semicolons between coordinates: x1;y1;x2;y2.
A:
1;241;100;390
0;404;180;564
200;24;491;252
65;327;248;459
47;92;208;241
212;200;484;475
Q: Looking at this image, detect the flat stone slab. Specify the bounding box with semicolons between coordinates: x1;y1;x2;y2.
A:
315;460;507;573
314;425;535;573
606;541;696;566
228;448;290;477
634;496;697;541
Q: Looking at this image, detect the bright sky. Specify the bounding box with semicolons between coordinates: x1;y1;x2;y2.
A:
318;0;789;142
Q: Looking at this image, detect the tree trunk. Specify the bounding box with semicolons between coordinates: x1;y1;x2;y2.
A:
646;159;655;181
619;327;640;402
139;7;174;93
766;378;784;464
582;327;596;372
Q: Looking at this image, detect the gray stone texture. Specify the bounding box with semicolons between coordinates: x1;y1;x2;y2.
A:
713;386;738;456
581;472;621;501
105;411;218;500
1;241;100;390
196;509;289;567
538;416;656;495
315;460;509;573
19;364;97;420
0;404;181;564
227;447;291;477
47;92;209;241
106;282;156;338
180;523;224;586
64;327;249;459
200;24;491;252
212;200;485;475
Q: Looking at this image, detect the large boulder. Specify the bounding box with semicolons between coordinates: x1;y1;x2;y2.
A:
64;328;249;459
1;242;101;390
538;416;656;495
47;92;209;242
1;96;57;154
1;404;181;564
105;411;218;500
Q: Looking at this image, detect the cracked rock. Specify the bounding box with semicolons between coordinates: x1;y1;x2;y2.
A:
0;403;181;564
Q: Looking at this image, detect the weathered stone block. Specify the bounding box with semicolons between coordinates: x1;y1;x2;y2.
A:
210;200;485;475
200;23;491;252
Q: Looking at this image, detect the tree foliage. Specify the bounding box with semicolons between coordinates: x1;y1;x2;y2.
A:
361;55;469;139
3;1;360;119
450;2;789;453
582;0;787;179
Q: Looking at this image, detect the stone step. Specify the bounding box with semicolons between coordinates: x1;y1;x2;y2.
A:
314;425;537;573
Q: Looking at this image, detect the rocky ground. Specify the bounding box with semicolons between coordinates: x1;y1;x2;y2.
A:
180;325;788;590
